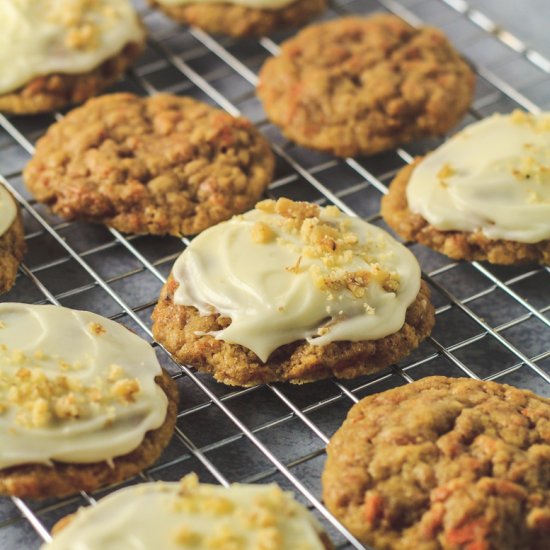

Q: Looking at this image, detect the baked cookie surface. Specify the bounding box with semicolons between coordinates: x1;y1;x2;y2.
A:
257;14;475;157
149;0;326;38
322;376;550;550
0;303;178;499
0;0;145;114
0;185;25;294
43;474;334;549
152;198;434;386
381;111;550;265
24;93;274;236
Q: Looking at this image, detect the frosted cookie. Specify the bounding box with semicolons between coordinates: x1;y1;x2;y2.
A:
23;93;275;236
381;111;550;265
322;376;550;550
257;15;475;157
0;184;25;294
152;198;434;386
0;303;178;499
149;0;326;38
0;0;145;115
43;473;334;549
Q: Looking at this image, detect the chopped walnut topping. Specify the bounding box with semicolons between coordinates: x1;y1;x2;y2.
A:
256;527;283;550
0;342;150;430
206;525;244;550
255;199;276;213
324;205;341;217
174;525;201;546
111;378;140;404
54;393;81;419
108;364;124;381
65;24;98;50
179;472;200;495
31;398;51;428
89;322;107;335
511;110;530;125
274;197;320;220
510;110;550;133
202;496;235;516
511;155;550;183
44;0;125;51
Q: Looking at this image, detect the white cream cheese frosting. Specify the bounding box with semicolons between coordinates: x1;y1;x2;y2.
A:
407;111;550;243
156;0;296;11
0;185;17;238
173;198;421;362
0;303;168;469
42;474;326;550
0;0;144;95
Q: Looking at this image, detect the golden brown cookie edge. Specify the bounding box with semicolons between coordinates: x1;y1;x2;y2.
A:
0;370;179;499
151;275;435;387
0;41;144;115
23;92;275;236
381;158;550;265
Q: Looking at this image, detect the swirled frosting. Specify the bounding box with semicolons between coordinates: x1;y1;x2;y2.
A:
0;303;168;469
0;185;17;237
42;474;326;550
156;0;296;11
0;0;144;95
173;198;421;362
407;111;550;243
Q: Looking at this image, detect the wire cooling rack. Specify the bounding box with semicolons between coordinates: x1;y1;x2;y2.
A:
0;0;549;548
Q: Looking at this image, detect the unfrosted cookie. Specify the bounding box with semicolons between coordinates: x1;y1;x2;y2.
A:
24;93;275;236
257;15;475;157
42;474;334;549
0;0;145;114
0;184;25;294
149;0;326;38
381;111;550;265
152;198;434;386
0;303;178;499
322;376;550;550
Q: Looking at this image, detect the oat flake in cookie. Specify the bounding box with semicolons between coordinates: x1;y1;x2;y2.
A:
0;184;25;294
0;303;178;499
257;14;475;157
152;198;434;386
24;93;275;236
382;111;550;265
149;0;326;38
43;474;334;549
322;376;550;550
0;0;145;114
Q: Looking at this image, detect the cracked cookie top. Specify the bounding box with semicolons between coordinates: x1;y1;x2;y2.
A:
323;376;550;550
258;14;475;157
23;93;275;236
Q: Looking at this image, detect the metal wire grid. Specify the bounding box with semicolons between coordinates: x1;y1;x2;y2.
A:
0;0;549;547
